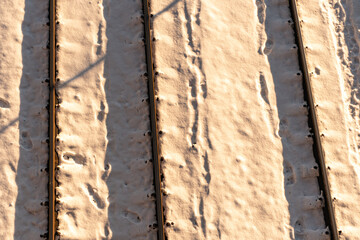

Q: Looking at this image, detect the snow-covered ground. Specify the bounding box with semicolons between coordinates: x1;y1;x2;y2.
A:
152;0;327;239
0;0;48;239
56;0;156;239
0;0;360;239
298;0;360;238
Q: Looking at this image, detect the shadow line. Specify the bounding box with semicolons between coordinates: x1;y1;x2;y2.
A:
153;0;181;19
57;56;105;89
102;0;157;238
0;117;19;135
264;1;327;237
14;0;49;238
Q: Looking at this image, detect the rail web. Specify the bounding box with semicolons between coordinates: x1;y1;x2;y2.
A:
289;0;339;239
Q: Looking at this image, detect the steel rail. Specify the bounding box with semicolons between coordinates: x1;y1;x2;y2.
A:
289;0;339;239
142;0;165;239
49;0;57;238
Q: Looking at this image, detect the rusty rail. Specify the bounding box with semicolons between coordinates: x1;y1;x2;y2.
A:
49;0;57;238
142;0;165;239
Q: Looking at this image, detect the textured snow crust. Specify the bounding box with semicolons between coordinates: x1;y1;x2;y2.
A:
298;0;360;238
56;0;156;239
0;0;360;239
0;0;49;239
152;0;328;239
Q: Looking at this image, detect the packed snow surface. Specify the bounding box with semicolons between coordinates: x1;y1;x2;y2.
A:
56;0;156;239
152;0;328;239
298;0;360;238
0;0;48;239
0;0;360;239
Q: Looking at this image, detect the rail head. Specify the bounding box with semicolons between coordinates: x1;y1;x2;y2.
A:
49;0;57;239
142;0;165;239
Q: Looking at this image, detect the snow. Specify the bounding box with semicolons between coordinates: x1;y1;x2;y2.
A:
152;0;327;239
0;0;49;239
298;0;360;238
56;0;156;239
0;0;359;239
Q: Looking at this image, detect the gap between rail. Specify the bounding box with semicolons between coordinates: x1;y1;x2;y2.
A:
289;0;339;239
142;0;165;239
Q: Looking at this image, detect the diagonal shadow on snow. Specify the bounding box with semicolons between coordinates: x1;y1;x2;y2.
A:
152;0;181;19
57;56;105;90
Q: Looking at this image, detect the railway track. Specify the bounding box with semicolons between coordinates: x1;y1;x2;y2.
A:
142;0;166;239
46;0;165;239
45;0;336;239
289;0;338;239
